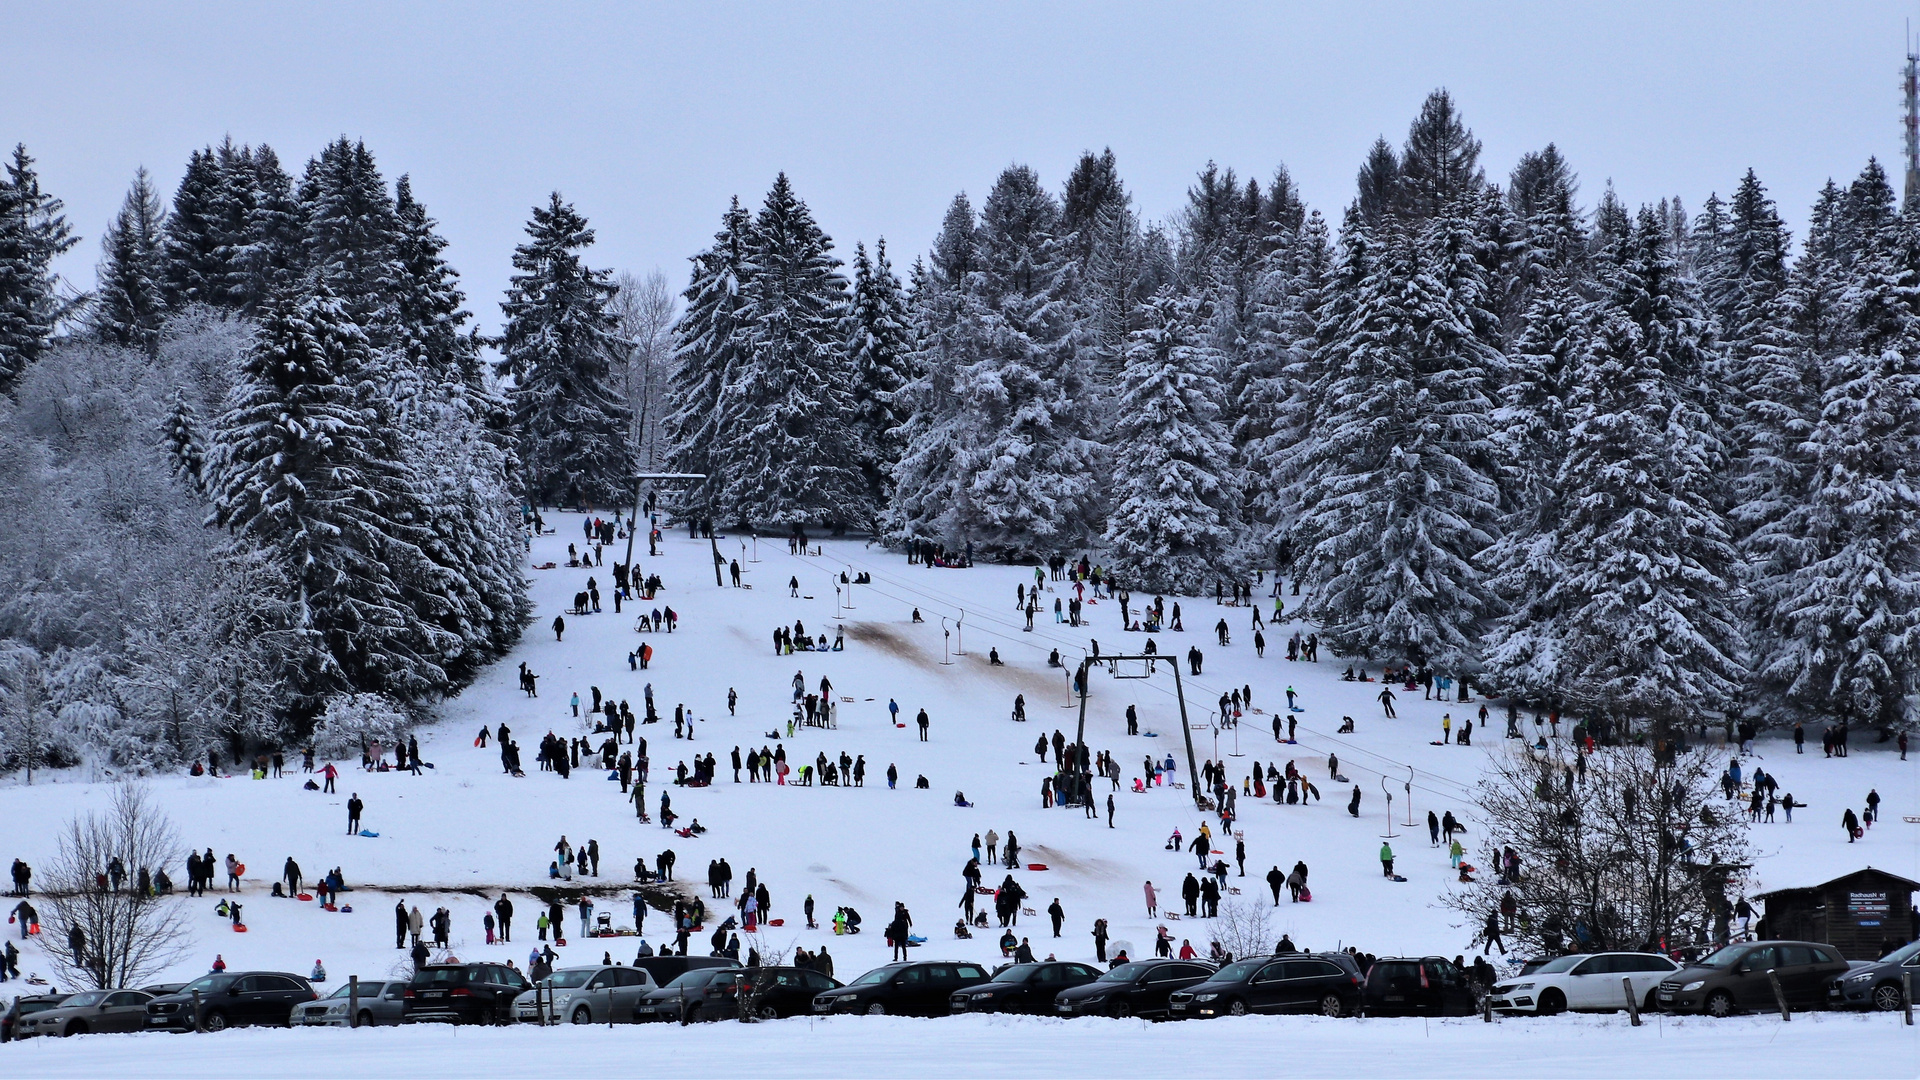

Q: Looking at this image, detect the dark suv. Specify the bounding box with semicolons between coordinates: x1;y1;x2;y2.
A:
950;961;1100;1014
1655;941;1849;1017
1361;956;1477;1017
1169;952;1365;1018
812;961;990;1016
631;966;743;1023
402;963;531;1025
1053;959;1216;1018
145;972;317;1031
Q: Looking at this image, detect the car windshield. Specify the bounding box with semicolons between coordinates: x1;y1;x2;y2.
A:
181;975;236;994
1098;963;1153;983
1533;956;1584;974
1213;960;1265;983
664;970;723;990
543;970;596;989
1697;945;1748;968
60;991;107;1008
852;966;903;986
325;983;378;999
989;964;1039;983
1881;940;1920;965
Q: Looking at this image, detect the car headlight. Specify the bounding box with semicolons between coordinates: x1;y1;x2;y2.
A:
971;991;995;999
1194;993;1217;1001
1848;972;1874;984
1681;981;1704;992
1513;982;1534;991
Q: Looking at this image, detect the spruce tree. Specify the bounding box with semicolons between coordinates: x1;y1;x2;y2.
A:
1399;89;1485;220
162;387;205;494
160;147;225;310
847;239;914;521
207;286;458;720
710;173;865;528
0;144;77;395
499;192;632;508
92;167;169;355
1102;289;1240;592
299;138;400;336
389;174;473;382
666;197;751;520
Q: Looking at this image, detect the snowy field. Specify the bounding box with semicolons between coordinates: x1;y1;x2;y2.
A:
1;517;1916;1075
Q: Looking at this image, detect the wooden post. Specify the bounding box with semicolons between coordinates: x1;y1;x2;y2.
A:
348;975;359;1028
1767;969;1790;1021
191;989;203;1032
1481;992;1493;1022
1905;971;1913;1026
1623;976;1641;1026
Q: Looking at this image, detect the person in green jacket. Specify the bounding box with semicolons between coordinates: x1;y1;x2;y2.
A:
1380;842;1395;878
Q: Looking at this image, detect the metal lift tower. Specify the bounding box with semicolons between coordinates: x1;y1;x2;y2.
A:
1906;26;1920;208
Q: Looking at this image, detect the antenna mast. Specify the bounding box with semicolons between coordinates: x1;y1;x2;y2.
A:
1905;22;1920;208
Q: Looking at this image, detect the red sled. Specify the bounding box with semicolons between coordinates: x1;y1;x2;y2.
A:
768;918;785;927
1854;826;1864;839
232;924;248;932
1026;863;1049;871
297;893;313;902
896;723;906;729
1298;887;1312;902
324;904;339;912
555;938;566;947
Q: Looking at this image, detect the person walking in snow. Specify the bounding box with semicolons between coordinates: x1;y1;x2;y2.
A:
1380;842;1395;878
1378;687;1396;718
1143;880;1158;917
553;615;565;641
347;793;363;834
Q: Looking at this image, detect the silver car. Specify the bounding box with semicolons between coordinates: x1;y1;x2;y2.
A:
513;965;656;1024
291;980;408;1027
16;990;153;1037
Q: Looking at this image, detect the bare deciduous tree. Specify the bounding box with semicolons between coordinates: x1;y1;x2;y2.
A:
1444;745;1750;958
609;269;678;474
1207;896;1273;962
43;783;192;988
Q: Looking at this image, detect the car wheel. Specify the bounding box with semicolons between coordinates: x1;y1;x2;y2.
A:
1871;982;1904;1012
203;1011;229;1032
64;1020;88;1036
865;1002;886;1016
571;1005;592;1025
1642;989;1659;1013
1226;998;1249;1017
357;1010;374;1028
1704;990;1735;1018
680;1004;700;1025
1537;989;1565;1016
758;1005;781;1020
1110;1000;1131;1019
1319;994;1344;1018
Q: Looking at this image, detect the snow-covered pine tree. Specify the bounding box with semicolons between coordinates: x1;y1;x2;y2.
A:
1398;89;1486;221
159;147;225;310
846;239;914;523
161;387;205;494
1102;289;1240;592
952;165;1102;558
499;192;632;509
1544;209;1744;735
710;173;865;528
92;168;169;356
666;197;751;522
389;174;473;383
0;144;77;395
298;138;400;338
1235;209;1331;541
1288;210;1501;671
207;286;459;723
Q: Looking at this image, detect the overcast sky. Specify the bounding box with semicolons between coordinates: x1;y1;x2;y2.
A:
11;2;1919;332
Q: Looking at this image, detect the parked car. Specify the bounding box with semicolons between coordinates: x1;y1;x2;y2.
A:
1828;939;1920;1012
1489;952;1680;1015
513;965;656;1024
950;961;1100;1014
146;972;317;1031
139;983;186;997
2;994;71;1042
631;953;735;988
13;990;152;1037
1655;941;1850;1017
713;966;843;1020
812;961;991;1016
1053;959;1216;1019
1169;952;1365;1018
631;965;742;1023
401;963;531;1025
1361;956;1477;1017
292;980;408;1027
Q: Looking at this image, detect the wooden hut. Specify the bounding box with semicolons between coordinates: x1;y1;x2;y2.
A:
1753;868;1919;960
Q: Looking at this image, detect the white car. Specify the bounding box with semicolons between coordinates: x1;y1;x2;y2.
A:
1490;952;1681;1014
513;965;656;1025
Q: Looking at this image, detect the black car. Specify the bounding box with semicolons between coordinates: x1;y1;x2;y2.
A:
1361;956;1477;1017
721;966;843;1020
631;954;736;988
1054;959;1216;1019
1655;941;1850;1017
401;963;531;1025
631;965;743;1023
145;972;317;1031
1829;939;1920;1012
812;961;991;1016
1169;952;1365;1018
2;994;71;1041
950;961;1100;1014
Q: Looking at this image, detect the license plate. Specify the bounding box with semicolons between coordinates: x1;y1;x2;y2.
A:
1386;995;1405;1002
1658;992;1673;1000
149;1017;167;1025
812;1003;830;1012
1056;1004;1072;1013
421;991;445;999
